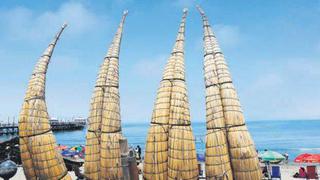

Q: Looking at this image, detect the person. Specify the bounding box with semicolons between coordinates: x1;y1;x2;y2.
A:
135;145;141;160
294;167;306;178
283;152;289;163
262;165;268;177
299;167;306;178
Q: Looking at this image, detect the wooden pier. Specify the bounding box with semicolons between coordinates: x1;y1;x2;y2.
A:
0;118;86;135
0;123;18;135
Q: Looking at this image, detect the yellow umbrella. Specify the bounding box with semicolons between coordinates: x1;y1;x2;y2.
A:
84;10;128;180
19;24;71;180
144;9;198;180
197;6;261;180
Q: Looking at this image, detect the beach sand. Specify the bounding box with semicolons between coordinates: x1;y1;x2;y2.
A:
11;166;79;180
11;164;317;180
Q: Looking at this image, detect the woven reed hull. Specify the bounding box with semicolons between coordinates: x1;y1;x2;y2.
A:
205;129;233;180
203;55;218;87
168;126;198;180
151;80;172;124
205;86;225;129
95;57;119;87
144;124;168;180
162;54;185;81
227;126;261;180
19;99;51;137
168;80;190;125
219;83;244;126
88;87;104;131
25;72;46;98
89;88;121;130
218;83;261;179
84;131;100;179
20;138;36;179
100;133;122;179
101;87;121;132
21;132;71;180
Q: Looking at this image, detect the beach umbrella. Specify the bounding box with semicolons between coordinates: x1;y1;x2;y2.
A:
197;6;261;180
84;10;128;179
18;24;71;179
295;154;320;163
304;154;320;163
56;145;69;151
294;153;312;163
196;5;233;180
144;9;198;180
260;151;285;162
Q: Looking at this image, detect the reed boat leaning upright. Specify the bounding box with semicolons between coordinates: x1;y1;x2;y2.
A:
197;5;262;180
18;24;71;180
196;5;233;180
144;9;198;180
84;10;128;180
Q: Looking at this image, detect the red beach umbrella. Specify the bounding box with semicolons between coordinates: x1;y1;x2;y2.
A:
294;153;320;163
304;154;320;163
294;153;312;163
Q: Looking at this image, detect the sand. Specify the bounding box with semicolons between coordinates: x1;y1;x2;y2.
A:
11;163;318;180
11;166;78;180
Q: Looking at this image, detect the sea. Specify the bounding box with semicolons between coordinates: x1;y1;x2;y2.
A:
2;120;319;162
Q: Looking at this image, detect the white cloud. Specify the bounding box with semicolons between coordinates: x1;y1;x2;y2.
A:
131;55;167;78
213;24;241;47
241;57;320;120
0;2;106;41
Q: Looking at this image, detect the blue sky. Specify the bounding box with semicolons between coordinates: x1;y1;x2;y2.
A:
0;0;319;123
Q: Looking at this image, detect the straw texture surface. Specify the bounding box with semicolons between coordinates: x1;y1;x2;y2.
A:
196;6;233;180
197;6;261;180
144;9;198;180
144;124;168;180
18;24;71;180
84;11;128;180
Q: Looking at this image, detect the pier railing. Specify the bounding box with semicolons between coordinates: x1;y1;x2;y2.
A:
0;118;87;135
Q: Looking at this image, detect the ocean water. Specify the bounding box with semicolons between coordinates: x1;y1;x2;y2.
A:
52;119;320;161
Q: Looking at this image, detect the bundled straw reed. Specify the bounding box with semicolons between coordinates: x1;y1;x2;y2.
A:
168;125;198;180
84;10;128;180
197;6;261;180
144;9;198;180
18;24;71;180
144;124;168;179
195;6;233;179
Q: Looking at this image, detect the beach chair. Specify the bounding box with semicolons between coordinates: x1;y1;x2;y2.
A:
271;166;281;179
307;166;319;179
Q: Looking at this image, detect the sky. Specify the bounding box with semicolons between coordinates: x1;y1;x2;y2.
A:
0;0;319;123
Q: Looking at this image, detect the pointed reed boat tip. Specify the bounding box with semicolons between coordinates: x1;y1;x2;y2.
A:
196;5;205;16
62;22;68;28
144;8;198;180
183;8;188;13
19;21;71;179
84;10;127;179
199;7;262;179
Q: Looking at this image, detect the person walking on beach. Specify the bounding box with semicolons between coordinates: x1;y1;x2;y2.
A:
136;145;141;160
283;152;289;163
